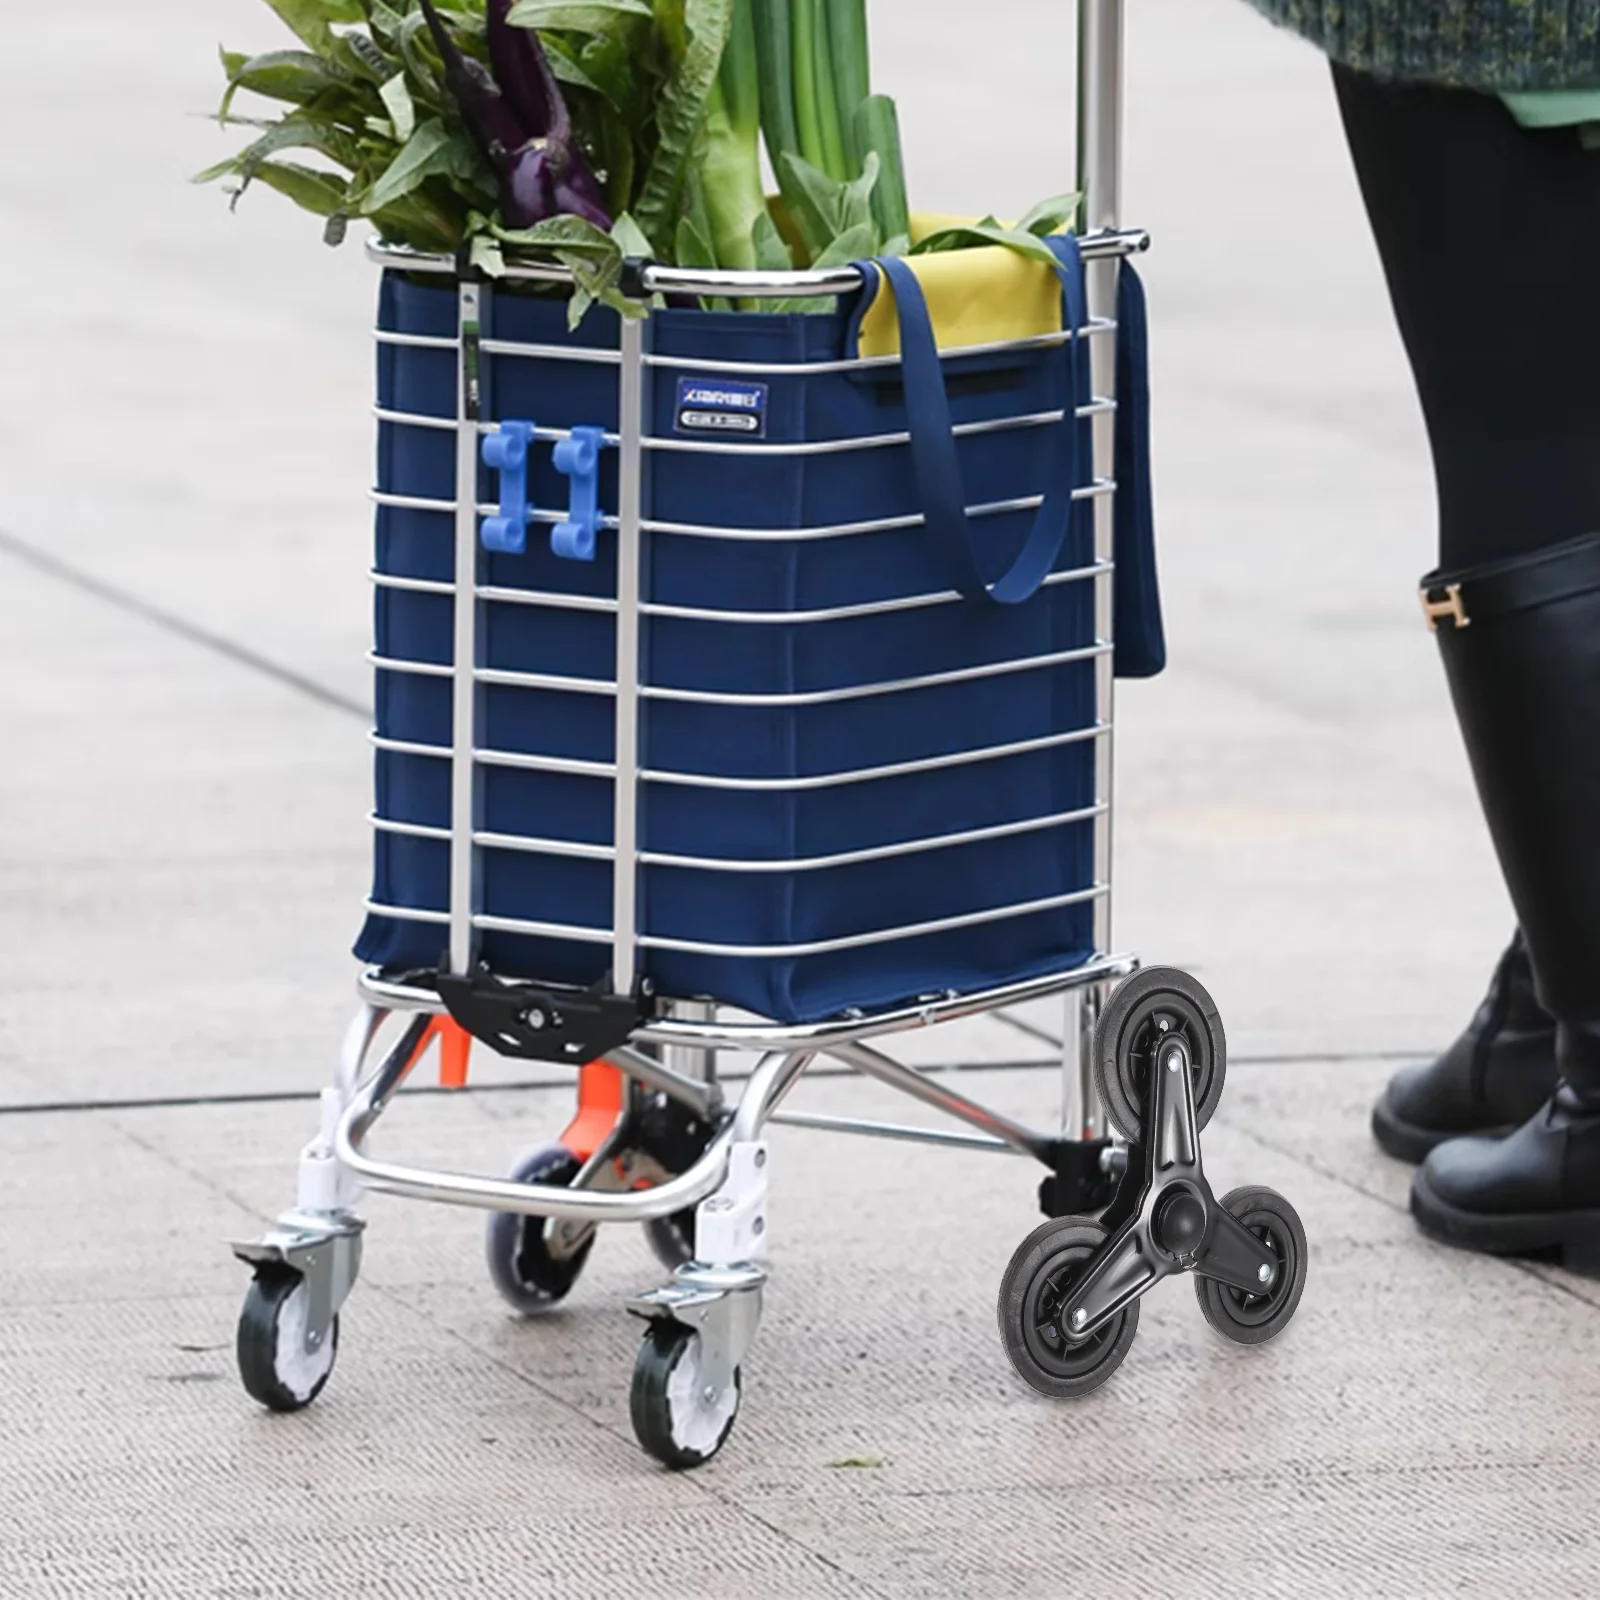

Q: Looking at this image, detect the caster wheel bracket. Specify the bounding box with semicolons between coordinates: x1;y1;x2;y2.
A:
1191;1199;1284;1297
1056;1032;1271;1339
628;1264;765;1399
232;1218;363;1361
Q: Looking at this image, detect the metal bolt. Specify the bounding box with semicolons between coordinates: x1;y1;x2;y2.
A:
753;1217;765;1236
1166;1051;1183;1073
703;1386;716;1403
1070;1308;1088;1330
755;1149;767;1169
1258;1263;1274;1285
523;1008;547;1031
1157;1019;1170;1032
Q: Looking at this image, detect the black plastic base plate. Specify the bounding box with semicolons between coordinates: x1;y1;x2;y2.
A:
431;967;649;1064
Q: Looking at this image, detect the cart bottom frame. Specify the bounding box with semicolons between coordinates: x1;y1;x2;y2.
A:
231;955;1307;1467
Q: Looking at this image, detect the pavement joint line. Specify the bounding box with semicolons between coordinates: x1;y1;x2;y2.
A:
0;1059;1058;1118
373;1283;884;1594
1000;1001;1430;1066
0;1049;1427;1120
845;1449;1598;1504
0;524;368;720
111;1115;265;1231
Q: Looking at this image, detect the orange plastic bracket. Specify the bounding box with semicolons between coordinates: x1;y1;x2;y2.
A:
409;1016;474;1091
560;1059;626;1163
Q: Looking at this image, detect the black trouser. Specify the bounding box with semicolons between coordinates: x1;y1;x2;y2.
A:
1334;65;1600;1091
1331;65;1600;572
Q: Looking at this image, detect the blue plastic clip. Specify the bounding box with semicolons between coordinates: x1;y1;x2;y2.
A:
481;421;533;554
551;426;606;563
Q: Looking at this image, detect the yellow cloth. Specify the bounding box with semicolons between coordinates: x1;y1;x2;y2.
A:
854;212;1068;359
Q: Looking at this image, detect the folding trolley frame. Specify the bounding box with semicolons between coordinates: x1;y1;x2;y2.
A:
232;1;1307;1468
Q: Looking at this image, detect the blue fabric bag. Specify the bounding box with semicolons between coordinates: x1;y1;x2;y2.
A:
356;238;1163;1023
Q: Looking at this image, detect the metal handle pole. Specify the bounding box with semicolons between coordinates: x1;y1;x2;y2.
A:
1065;0;1126;1140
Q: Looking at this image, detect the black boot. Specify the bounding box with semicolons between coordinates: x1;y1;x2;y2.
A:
1371;931;1558;1163
1407;534;1600;1261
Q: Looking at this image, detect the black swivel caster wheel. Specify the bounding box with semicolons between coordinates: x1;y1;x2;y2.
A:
630;1321;743;1470
1096;966;1227;1144
237;1267;339;1413
1196;1186;1309;1345
998;1218;1141;1398
486;1144;593;1315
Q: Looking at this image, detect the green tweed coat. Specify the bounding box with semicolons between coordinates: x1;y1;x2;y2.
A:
1245;1;1600;89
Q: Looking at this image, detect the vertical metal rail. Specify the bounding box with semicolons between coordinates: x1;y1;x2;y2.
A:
449;281;485;976
611;314;647;995
1066;0;1126;1139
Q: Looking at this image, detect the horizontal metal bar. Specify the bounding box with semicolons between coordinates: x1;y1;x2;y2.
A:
640;721;1111;793
377;636;1108;707
766;1109;1026;1154
370;479;1114;551
356;951;1140;1052
370;814;452;843
642;641;1110;709
636;561;1109;624
477;338;622;367
336;1044;806;1224
477;583;619;614
371;571;455;598
473;911;613;944
373;330;456;351
632;884;1106;960
367;881;1107;959
370;733;453;763
365;899;449;926
640;803;1104;873
380;563;1111;622
365;229;1150;293
372;490;601;526
372;406;455;433
641;324;1116;379
469;801;1103;875
370;719;1110;792
368;652;453;680
476;665;614;698
640;484;1114;545
474;829;613;863
636;231;1149;295
641;407;1079;460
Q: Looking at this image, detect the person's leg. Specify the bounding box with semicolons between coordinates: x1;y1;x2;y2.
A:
1332;65;1600;1259
1331;67;1600;571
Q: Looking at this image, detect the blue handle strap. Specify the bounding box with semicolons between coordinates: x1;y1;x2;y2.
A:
871;236;1088;607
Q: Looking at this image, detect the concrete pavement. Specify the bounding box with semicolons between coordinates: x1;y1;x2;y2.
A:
1;2;1587;1596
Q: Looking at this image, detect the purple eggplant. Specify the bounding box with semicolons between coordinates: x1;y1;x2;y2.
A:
418;0;610;231
487;0;555;137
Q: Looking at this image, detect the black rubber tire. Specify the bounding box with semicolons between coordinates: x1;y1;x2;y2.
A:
485;1144;593;1315
644;1211;698;1272
237;1268;338;1413
630;1322;742;1471
1095;967;1227;1144
1195;1186;1309;1346
997;1218;1140;1398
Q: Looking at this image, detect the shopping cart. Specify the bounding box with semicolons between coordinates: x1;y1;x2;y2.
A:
231;0;1307;1469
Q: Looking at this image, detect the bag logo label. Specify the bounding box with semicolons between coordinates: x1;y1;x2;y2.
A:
675;376;768;439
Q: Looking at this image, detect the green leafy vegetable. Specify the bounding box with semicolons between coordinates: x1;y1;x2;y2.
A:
202;0;1076;321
